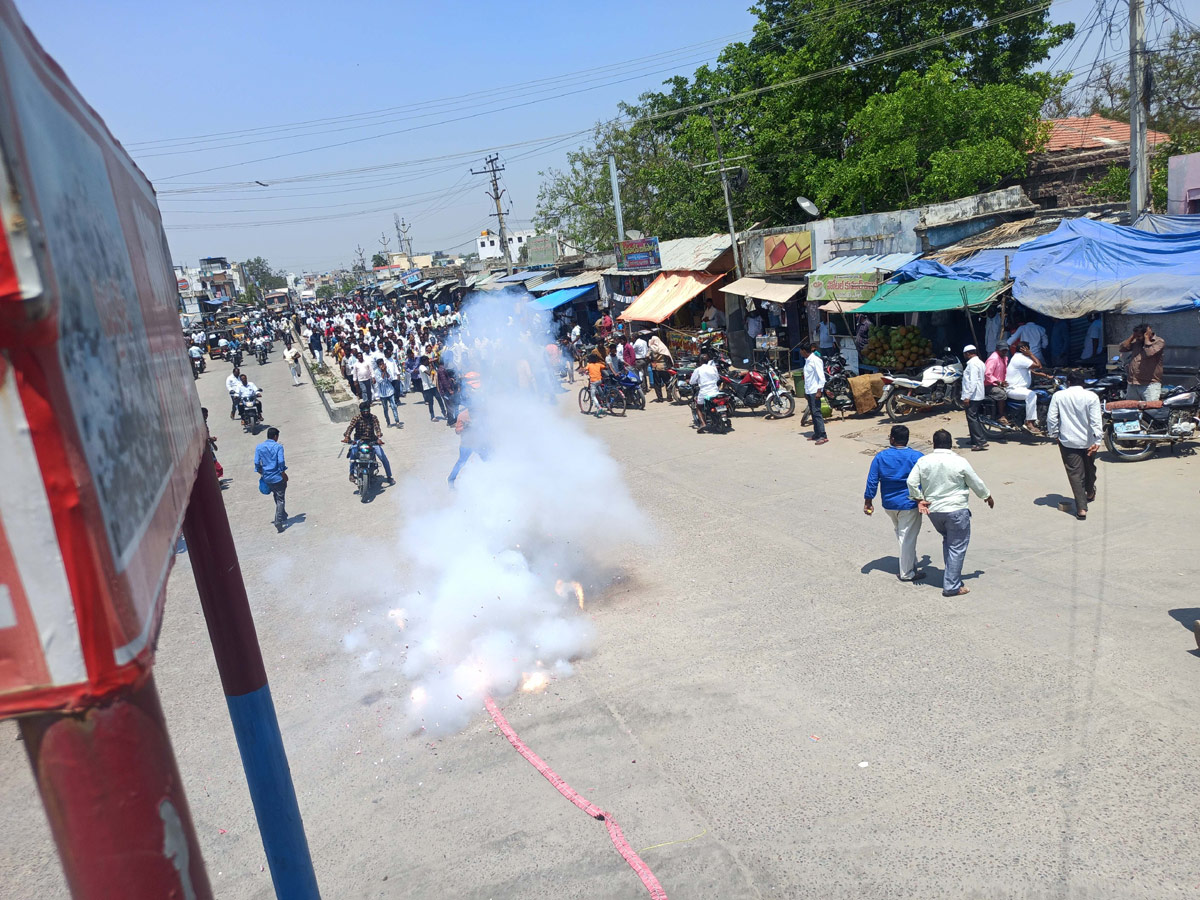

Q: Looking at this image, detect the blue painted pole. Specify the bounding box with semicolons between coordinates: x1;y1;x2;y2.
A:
183;446;320;899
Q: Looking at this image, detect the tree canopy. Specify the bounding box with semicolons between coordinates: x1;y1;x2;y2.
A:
535;0;1072;248
241;256;287;290
371;252;388;268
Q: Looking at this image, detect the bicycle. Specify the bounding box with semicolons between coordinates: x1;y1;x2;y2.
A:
577;379;627;416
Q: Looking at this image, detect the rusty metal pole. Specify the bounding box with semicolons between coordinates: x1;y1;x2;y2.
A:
19;675;214;900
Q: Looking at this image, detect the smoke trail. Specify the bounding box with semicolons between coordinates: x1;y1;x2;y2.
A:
383;290;648;734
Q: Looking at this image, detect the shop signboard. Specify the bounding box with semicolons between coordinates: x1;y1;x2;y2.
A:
401;267;422;285
524;233;558;266
762;231;813;274
615;237;661;270
808;271;884;305
0;1;205;716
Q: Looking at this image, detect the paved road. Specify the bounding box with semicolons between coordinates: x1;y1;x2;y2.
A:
3;349;1199;899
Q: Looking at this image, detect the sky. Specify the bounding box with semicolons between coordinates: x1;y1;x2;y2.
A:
14;0;1133;275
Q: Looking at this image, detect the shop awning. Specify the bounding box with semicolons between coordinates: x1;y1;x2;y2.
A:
818;300;866;314
857;277;1006;313
618;272;723;323
720;276;804;304
529;285;595;311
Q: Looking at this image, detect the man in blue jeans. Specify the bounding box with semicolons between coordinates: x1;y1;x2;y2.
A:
863;425;925;581
799;343;828;444
253;427;289;533
906;429;994;597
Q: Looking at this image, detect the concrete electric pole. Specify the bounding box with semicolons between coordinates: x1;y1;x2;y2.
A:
394;213;414;263
608;154;625;245
707;110;744;278
472;154;513;275
1129;0;1150;219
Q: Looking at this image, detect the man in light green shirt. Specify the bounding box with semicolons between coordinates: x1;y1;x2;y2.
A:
906;429;995;597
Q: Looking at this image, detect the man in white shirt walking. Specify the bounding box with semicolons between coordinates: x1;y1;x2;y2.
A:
799;343;828;444
961;344;988;451
1046;371;1103;520
906;429;994;597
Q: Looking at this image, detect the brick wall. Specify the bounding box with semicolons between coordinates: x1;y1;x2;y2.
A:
1020;146;1128;209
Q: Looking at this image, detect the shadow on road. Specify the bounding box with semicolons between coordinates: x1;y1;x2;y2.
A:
1033;492;1075;514
860;553;932;579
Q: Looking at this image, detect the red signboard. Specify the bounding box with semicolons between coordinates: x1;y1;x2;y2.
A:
0;0;205;715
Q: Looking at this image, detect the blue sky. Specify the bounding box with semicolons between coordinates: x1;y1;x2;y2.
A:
17;0;1104;274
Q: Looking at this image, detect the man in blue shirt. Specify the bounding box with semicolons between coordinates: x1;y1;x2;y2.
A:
254;427;289;533
863;425;924;581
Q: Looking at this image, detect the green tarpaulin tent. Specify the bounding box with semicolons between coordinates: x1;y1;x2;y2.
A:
857;276;1006;313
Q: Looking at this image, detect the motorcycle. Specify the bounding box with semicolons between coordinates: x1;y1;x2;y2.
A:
255;344;268;365
799;371;856;425
722;358;796;418
230;348;244;368
879;354;965;422
690;391;733;434
1104;382;1200;461
614;369;647;410
190;355;205;379
666;364;697;404
348;441;380;501
976;373;1063;439
239;397;263;434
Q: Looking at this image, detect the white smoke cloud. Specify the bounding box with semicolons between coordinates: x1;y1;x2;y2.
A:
356;290;649;734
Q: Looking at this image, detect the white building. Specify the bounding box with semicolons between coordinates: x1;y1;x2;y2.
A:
476;228;537;261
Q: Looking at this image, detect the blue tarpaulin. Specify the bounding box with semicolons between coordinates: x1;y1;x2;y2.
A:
1134;213;1200;234
893;218;1200;317
528;285;594;311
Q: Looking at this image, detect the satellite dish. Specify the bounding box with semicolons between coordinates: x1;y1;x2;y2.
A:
796;196;820;218
625;230;644;240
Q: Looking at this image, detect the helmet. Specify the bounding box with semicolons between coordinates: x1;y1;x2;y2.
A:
359;400;371;412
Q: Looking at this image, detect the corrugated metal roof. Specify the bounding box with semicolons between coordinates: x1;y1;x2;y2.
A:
603;234;732;274
528;276;574;294
433;279;458;289
808;253;921;277
557;270;605;288
496;270;543;283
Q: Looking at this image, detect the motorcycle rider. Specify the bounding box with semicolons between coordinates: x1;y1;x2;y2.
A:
1005;341;1043;434
342;400;394;485
188;342;205;374
984;343;1010;423
226;367;243;418
236;372;262;423
689;351;721;432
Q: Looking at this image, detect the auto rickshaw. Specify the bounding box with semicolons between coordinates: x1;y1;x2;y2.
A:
206;329;231;359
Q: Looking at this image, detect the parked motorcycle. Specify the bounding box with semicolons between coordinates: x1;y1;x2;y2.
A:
722;358;796;418
666;364;697;404
976;373;1063;439
348;441;380;501
880;354;964;422
614;369;647;410
1104;383;1200;461
799;370;856;426
690;391;733;434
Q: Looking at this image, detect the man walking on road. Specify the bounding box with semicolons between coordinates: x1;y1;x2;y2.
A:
799;343;828;444
863;425;925;581
226;366;243;419
254;426;289;533
308;328;324;367
906;429;994;597
283;345;303;385
1119;323;1165;401
1046;371;1103;520
961;344;987;451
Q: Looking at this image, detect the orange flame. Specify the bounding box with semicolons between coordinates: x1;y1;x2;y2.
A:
555;579;586;610
520;671;551;693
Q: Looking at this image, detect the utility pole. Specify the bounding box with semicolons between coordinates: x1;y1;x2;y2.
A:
394;214;413;263
706;110;744;278
608;154;625;245
472;154;513;275
354;244;367;287
1129;0;1149;219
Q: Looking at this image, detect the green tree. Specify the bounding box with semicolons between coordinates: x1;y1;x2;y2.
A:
536;0;1072;233
371;252;388;268
813;61;1048;215
337;276;357;295
315;284;336;300
241;256;287;290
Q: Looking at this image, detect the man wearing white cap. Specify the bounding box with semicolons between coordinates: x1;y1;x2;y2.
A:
961;344;988;451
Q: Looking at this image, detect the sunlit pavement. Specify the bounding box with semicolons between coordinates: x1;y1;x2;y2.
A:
3;355;1199;899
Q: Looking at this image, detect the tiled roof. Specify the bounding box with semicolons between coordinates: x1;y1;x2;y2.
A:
1042;115;1169;153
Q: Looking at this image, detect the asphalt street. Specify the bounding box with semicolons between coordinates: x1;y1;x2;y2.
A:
3;348;1199;899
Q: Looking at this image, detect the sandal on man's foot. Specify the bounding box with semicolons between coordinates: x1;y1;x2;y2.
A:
942;586;970;597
